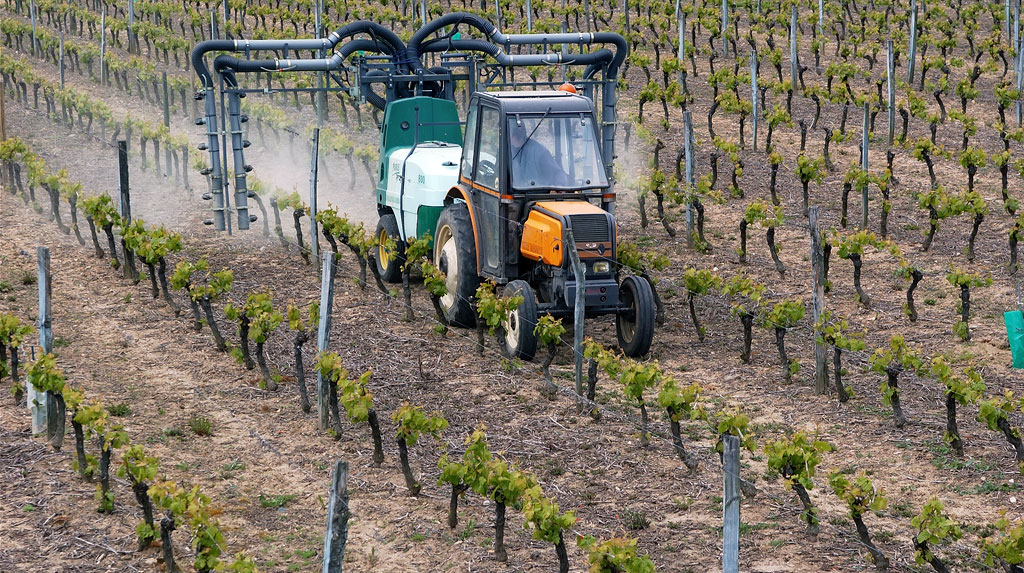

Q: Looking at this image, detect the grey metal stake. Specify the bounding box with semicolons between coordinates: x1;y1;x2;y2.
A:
316;0;326;125
1016;0;1021;63
315;254;336;432
566;230;585;397
223;0;230;39
526;0;532;31
790;5;798;90
751;51;758;150
1009;0;1013;42
309;128;321;262
561;22;568;81
420;0;426;27
678;10;686;87
99;7;106;86
818;0;824;38
887;39;895;145
162;71;170;128
210;9;218;40
128;0;135;54
322;460;350;573
1017;33;1024;126
861;102;870;229
907;1;917;83
29;0;37;58
58;31;64;89
721;0;729;56
684;110;695;249
809;207;827;394
722;435;741;573
495;0;502;30
0;69;6;144
31;246;51;436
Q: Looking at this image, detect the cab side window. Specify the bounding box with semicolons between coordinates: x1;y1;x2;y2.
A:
461;106;478;180
474;107;500;190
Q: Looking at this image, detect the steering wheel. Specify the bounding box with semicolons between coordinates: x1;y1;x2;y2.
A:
477;159;497;181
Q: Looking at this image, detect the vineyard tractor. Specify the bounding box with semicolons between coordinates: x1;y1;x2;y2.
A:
191;12;655;359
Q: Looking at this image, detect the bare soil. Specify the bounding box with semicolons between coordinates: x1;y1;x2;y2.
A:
2;4;1024;573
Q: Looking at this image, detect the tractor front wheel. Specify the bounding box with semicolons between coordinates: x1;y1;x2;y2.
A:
375;213;404;283
499;280;538;361
435;203;479;327
617;275;656;357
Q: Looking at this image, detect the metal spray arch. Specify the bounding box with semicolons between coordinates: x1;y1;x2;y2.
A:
189;13;628;232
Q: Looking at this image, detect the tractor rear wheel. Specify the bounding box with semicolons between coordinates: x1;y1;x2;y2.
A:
617;275;655;357
435;203;479;327
375;213;404;283
499;280;538;361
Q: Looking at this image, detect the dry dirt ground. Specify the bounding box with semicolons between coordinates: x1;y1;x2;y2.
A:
2;5;1024;573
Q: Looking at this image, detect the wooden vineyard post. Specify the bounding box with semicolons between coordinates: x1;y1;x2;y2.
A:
683;110;695;249
722;435;740;573
809;207;828;394
118;141;131;223
32;246;52;436
861;103;869;230
750;51;758;151
887;40;895;146
309;128;321;262
566;230;585;396
322;461;350;573
117;140;133;281
315;254;336;431
907;0;917;83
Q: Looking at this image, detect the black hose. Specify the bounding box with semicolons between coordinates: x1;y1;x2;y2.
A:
192;21;407;88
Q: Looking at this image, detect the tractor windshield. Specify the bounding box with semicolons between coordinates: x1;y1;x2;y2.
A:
508;115;608;192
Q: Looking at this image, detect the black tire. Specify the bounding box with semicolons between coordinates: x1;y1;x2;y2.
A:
434;202;479;327
499;280;539;361
617;275;656;357
375;213;404;283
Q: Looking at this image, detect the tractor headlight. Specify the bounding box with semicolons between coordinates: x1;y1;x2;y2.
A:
593;261;610;274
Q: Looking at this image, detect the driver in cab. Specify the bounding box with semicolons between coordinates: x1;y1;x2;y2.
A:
509;122;569;189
